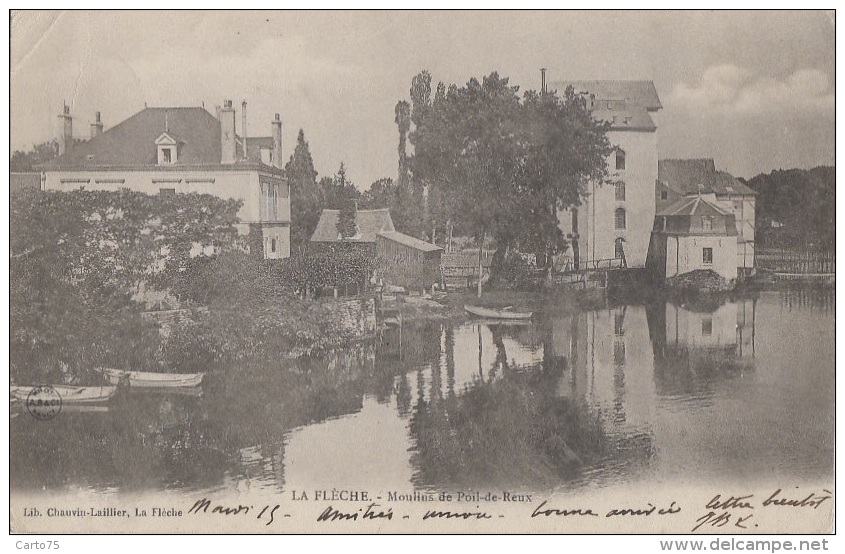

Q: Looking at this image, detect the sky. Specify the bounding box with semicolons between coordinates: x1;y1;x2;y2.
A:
9;10;835;189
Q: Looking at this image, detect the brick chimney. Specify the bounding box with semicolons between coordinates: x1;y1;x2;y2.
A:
271;113;283;168
58;102;73;156
219;99;236;164
90;111;103;139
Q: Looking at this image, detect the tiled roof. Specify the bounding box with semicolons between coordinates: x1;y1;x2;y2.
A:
310;208;395;243
659;159;756;196
657;195;731;217
41;107;225;168
377;231;442;252
551;80;662;110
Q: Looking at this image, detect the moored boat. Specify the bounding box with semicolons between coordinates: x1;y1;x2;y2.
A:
10;385;117;404
97;368;205;388
464;305;533;320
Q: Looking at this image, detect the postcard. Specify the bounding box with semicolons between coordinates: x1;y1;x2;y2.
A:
9;10;834;534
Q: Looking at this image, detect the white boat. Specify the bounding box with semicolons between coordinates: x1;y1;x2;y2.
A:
97;368;205;388
10;385;117;404
464;305;533;320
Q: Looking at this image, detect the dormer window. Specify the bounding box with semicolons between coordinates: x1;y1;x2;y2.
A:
155;132;179;165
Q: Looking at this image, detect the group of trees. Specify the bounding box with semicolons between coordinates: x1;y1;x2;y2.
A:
744;166;835;252
9;187;244;383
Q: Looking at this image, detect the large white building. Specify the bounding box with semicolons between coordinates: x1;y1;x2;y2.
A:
39;100;291;259
552;80;662;269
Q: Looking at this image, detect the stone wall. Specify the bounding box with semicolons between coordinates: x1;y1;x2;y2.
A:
320;297;377;341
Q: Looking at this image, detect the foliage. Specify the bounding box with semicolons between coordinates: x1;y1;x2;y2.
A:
406;70;614;288
10;140;62;172
10;188;243;383
283;244;375;291
745;167;835;251
11;187;243;292
323;162;360;210
286;129;323;250
336;185;359;240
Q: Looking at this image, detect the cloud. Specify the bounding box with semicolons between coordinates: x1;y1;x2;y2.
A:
670;64;833;117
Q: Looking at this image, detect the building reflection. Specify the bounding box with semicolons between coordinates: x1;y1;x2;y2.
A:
549;305;656;434
646;297;757;398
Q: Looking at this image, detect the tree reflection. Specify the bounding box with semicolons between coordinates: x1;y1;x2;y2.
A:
409;356;606;489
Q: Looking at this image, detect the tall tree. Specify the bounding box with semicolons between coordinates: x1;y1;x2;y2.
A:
285;129;322;249
324;162;358;210
395;100;411;186
407;71;613;296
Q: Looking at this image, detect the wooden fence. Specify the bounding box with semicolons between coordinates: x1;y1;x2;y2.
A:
756;249;835;274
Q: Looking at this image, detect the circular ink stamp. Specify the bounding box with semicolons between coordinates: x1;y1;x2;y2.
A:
26;385;62;420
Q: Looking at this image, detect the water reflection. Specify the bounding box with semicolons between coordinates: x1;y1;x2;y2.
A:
11;289;834;495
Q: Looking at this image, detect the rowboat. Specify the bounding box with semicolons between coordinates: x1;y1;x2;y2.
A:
97;368;205;388
10;385;117;404
464;305;533;320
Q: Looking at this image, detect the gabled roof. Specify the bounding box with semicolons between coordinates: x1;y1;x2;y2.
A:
310;208;395;243
550;80;662;110
657;195;731;217
41;107;223;168
154;131;180;146
377;231;442;252
659;159;756;196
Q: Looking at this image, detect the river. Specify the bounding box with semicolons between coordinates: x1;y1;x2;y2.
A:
10;288;834;500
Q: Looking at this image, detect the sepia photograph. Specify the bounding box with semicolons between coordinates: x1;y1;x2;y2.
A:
8;10;835;535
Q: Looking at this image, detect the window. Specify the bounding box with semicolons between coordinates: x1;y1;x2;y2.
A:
614;208;626;230
616;149;626;170
701;318;713;336
614;237;625;259
702;217;713;231
615;181;626;201
159;188;175;197
703;247;713;264
261;183;279;220
163;148;172;163
271;238;277;253
660;190;668;201
607;101;613;110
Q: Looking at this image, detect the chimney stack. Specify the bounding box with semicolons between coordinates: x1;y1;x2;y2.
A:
241;101;248;161
541;68;547;94
271;113;283;168
90;111;103;139
219;99;236;164
58;102;73;156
